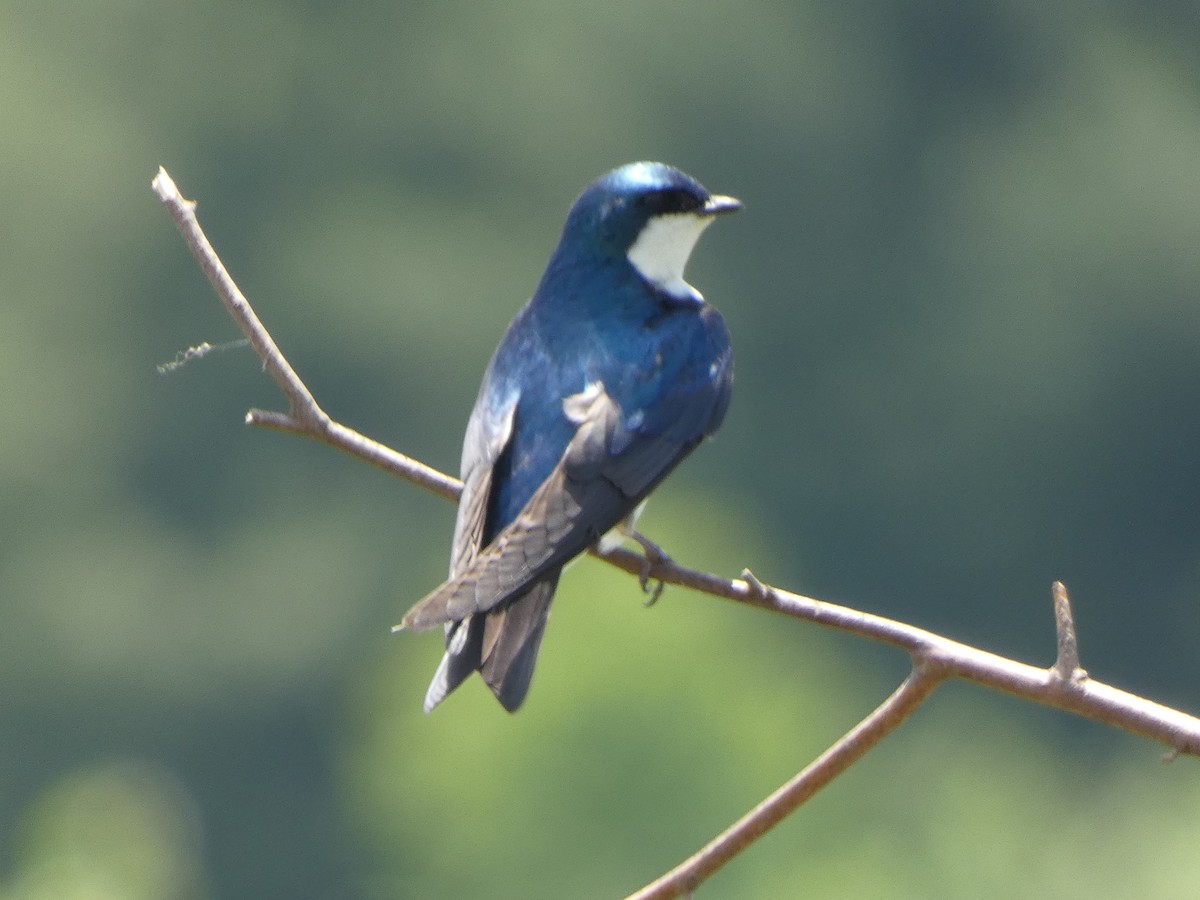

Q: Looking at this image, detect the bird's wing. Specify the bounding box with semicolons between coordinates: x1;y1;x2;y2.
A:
449;395;517;577
401;383;630;630
417;395;521;710
601;359;731;499
601;313;733;497
401;371;727;631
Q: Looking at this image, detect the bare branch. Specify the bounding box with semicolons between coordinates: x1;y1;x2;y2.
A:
154;167;1200;898
152;167;321;421
626;664;943;900
152;167;461;502
245;406;461;501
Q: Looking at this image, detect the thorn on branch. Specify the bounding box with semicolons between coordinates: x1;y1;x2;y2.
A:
740;568;769;601
1051;581;1085;683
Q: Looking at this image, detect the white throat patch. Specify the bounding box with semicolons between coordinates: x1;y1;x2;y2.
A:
626;212;714;303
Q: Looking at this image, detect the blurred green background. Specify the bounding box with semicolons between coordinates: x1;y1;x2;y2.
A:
3;1;1199;897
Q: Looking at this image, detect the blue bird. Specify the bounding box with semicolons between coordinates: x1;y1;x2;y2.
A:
398;161;740;712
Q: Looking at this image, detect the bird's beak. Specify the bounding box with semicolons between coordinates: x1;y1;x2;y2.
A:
703;194;742;216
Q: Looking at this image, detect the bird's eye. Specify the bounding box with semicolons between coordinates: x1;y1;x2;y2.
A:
643;188;700;216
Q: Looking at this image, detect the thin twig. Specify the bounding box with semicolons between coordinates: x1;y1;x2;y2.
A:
626;663;943;899
247;407;461;501
152;167;461;501
155;167;1200;899
152;167;321;421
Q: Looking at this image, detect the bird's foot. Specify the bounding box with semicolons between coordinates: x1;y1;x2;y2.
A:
625;529;672;605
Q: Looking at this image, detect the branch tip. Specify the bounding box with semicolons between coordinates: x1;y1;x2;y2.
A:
151;166;174;199
246;408;293;429
152;166;195;211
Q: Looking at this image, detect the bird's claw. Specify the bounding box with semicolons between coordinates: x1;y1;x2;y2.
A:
627;529;671;605
642;578;666;607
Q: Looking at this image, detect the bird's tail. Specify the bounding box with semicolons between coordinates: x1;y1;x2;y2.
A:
423;573;560;713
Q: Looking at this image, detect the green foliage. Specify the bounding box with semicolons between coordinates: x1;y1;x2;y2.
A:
1;763;205;900
1;0;1198;896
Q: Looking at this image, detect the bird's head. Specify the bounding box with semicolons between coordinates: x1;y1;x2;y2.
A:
554;162;741;303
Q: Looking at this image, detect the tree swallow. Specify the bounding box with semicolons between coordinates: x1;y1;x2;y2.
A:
398;161;740;712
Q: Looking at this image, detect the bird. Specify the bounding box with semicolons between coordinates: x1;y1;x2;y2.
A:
397;161;740;712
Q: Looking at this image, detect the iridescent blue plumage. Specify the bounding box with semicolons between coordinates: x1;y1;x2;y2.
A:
400;162;739;711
